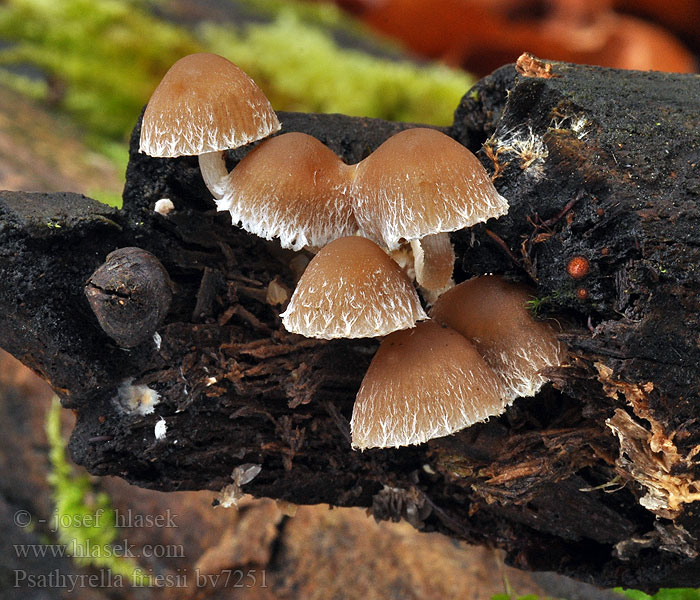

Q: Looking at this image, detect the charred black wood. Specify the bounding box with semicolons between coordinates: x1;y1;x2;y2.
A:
1;57;699;590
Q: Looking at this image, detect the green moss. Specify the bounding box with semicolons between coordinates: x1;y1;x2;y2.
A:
45;398;149;584
526;289;574;316
617;590;700;600
0;67;48;99
0;0;201;141
236;0;369;33
200;10;472;125
88;187;124;208
489;588;700;600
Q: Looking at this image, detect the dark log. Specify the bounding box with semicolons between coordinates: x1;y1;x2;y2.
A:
1;56;699;590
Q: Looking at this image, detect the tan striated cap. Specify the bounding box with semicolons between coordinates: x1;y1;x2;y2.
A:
430;275;567;400
351;127;509;251
281;236;427;339
351;320;505;449
215;132;357;251
139;53;280;158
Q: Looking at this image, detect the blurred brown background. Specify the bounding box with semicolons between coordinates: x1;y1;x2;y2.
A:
3;0;695;597
325;0;699;75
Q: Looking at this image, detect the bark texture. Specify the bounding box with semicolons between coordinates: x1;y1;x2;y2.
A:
1;57;699;590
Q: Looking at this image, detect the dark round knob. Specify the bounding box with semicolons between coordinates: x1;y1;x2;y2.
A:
85;247;172;347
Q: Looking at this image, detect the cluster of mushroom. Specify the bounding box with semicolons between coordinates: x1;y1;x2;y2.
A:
140;53;567;451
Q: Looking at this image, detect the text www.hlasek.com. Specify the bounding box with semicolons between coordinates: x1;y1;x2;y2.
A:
14;539;184;559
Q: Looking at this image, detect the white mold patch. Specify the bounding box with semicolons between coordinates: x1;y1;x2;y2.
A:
115;378;160;415
549;112;591;140
154;417;167;440
154;198;175;215
485;125;549;179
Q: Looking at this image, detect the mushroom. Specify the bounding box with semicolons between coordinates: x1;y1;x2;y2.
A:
350;320;505;449
214;132;357;251
350;128;509;291
281;236;427;339
138;53;280;200
430;275;567;400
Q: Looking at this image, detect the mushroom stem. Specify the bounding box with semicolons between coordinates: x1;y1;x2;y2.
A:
198;151;229;201
410;232;455;291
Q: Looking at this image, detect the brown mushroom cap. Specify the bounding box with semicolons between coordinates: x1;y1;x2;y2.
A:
139;53;280;158
351;127;509;250
281;236;427;339
430;275;567;399
215;132;357;251
351;320;505;449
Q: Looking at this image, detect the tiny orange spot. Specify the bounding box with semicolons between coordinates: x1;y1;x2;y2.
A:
576;287;589;300
567;256;589;279
601;247;610;256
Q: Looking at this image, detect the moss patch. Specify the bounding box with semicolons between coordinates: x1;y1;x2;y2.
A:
46;398;149;584
200;9;472;125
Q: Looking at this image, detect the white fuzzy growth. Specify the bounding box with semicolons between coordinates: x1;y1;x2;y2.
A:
154;417;167;440
486;125;549;178
351;362;506;450
216;178;358;252
115;379;160;415
281;269;427;339
549;113;591;139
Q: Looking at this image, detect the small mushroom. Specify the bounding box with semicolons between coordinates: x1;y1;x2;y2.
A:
281;236;427;339
138;53;280;200
350;320;505;449
215;132;357;251
430;275;567;400
350;128;509;290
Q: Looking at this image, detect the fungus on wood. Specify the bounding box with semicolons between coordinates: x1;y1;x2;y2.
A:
1;56;700;590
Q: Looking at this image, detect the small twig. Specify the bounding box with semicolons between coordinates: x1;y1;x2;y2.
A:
231;305;272;334
539;190;585;228
324;400;352;445
485;229;522;267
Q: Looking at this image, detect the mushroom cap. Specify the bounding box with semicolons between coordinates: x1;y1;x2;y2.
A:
351;320;505;449
215;132;357;251
351;128;509;250
139;53;280;158
430;275;567;399
281;236;427;339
